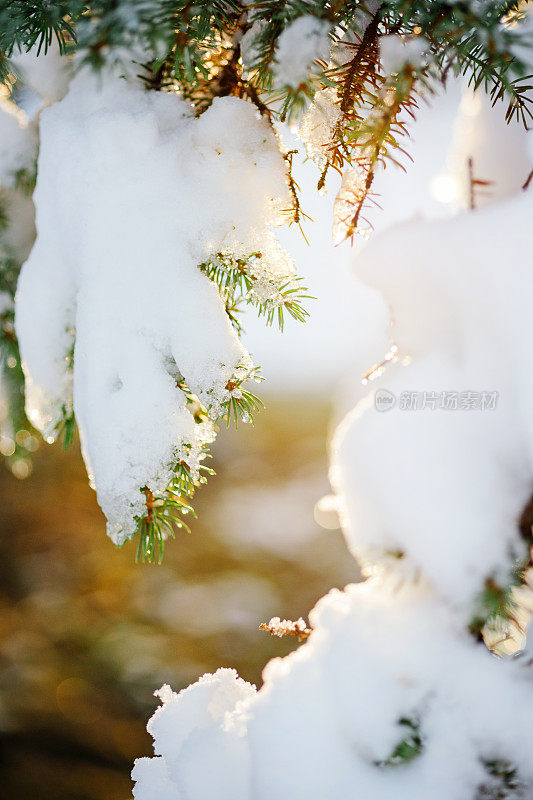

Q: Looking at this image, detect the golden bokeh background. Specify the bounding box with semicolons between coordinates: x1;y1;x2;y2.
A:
0;399;357;799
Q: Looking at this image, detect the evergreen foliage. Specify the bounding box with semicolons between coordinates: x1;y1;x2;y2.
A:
0;0;531;562
1;1;530;233
379;717;423;767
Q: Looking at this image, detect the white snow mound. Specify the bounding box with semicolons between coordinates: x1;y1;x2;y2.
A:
15;68;293;542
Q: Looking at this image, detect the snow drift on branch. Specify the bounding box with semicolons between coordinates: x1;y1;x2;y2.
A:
133;175;533;800
15;68;293;543
272;15;331;90
332;188;533;609
133;580;533;800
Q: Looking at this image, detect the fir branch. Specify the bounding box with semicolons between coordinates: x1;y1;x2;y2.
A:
127;363;261;561
333;65;418;242
282;148;313;239
4;0;529;240
199;251;312;333
467;157;493;210
340;2;383;113
53;403;76;449
0;1;79;69
221;383;263;429
468;570;526;644
13;167;37;196
477;759;525;800
134;485;196;564
378;718;423;767
260;616;312;641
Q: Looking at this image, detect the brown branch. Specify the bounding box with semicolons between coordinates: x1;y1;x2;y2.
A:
341;3;383;113
467;157;492;209
522;168;533;191
282;149;312;238
141;487;154;523
260;616;311;642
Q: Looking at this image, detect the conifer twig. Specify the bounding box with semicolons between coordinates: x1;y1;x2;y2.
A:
260;616;312;641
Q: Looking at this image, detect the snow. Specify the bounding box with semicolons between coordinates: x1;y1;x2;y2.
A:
0;43;69;273
237;123;388;398
10;39;71;105
443;87;532;209
0;101;37;188
333;168;372;242
0;184;35;265
134;580;533;800
331;179;533;611
298;87;342;170
133;75;533;798
6;12;532;797
0;99;37;317
15;68;294;543
0;101;37;267
272;15;331;89
240;18;267;76
380;34;429;75
133;669;256;800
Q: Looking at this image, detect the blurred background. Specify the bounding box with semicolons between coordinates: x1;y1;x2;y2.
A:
0;397;360;800
1;62;529;799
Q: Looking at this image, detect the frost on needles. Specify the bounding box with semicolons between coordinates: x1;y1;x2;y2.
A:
15;67;307;559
